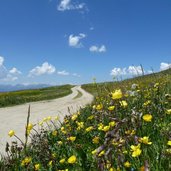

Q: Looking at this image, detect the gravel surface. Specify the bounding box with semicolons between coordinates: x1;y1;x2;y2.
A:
0;86;94;156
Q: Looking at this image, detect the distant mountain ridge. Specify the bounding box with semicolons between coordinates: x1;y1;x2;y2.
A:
0;84;51;92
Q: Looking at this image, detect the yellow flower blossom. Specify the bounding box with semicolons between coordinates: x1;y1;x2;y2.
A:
102;125;110;132
67;155;77;164
27;123;33;130
8;130;15;137
85;126;93;132
21;157;32;166
124;161;131;168
120;100;128;107
111;89;122;100
109;121;116;127
166;109;171;115
59;158;65;164
57;141;63;145
108;106;115;111
131;144;142;157
96;104;103;110
92;136;100;144
167;140;171;146
48;160;53;167
71;114;78;121
34;163;40;170
98;150;105;157
92;149;97;155
139;136;152;145
143;114;152;122
67;136;76;142
87;115;94;120
52;130;57;136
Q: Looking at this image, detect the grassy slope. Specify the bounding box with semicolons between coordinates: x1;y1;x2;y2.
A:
0;84;73;108
82;68;171;96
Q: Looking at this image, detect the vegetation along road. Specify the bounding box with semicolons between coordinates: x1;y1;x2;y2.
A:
0;86;94;155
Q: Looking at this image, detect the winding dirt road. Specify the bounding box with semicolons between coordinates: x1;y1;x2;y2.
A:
0;86;94;155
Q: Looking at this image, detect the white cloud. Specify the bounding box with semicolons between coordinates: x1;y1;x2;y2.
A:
89;45;106;53
72;73;81;77
69;33;86;48
57;0;85;11
110;68;127;76
110;65;144;77
57;70;70;76
0;56;4;66
3;75;18;82
128;66;143;75
9;67;22;75
160;62;171;71
29;62;56;77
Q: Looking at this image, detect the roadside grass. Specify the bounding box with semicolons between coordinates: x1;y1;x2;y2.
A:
73;90;83;99
1;69;171;170
0;84;73;108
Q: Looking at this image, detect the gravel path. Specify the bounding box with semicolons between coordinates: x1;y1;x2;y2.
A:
0;86;94;155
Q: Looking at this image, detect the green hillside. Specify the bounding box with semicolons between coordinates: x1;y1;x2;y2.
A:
0;84;73;108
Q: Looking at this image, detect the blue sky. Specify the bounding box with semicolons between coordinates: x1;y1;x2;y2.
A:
0;0;171;85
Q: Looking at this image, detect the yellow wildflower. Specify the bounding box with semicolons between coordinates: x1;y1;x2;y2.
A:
109;121;116;127
71;114;78;121
139;136;152;145
47;116;52;121
167;140;171;146
131;144;142;157
120;100;128;107
57;141;63;145
85;126;93;132
59;158;65;164
54;116;59;120
8;130;15;137
108;106;115;111
166;109;171;115
48;160;52;167
143;114;152;122
124;161;131;168
34;163;40;170
111;89;122;100
98;150;105;157
52;130;57;136
67;136;76;142
67;155;77;164
21;157;32;166
96;104;103;110
87;115;94;120
98;123;104;130
92;149;97;155
102;125;110;132
92;136;100;144
27;123;33;130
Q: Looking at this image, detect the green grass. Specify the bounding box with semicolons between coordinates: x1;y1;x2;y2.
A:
1;69;171;170
0;84;73;108
73;90;83;99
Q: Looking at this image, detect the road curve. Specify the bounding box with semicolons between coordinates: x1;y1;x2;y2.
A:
0;86;94;155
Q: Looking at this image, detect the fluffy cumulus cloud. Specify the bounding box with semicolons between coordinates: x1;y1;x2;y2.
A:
57;0;85;11
57;70;70;76
29;62;56;77
89;45;106;53
110;65;144;77
160;62;171;71
69;33;86;48
0;56;20;81
9;67;22;75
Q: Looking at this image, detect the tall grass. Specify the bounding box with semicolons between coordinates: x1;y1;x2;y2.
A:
1;69;171;170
